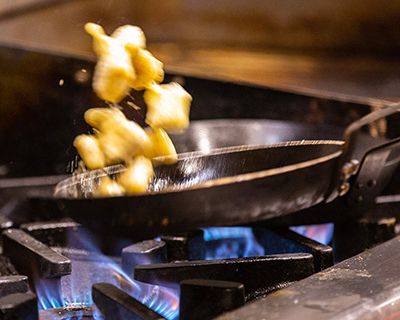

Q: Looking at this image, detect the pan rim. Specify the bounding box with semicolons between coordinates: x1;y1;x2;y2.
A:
55;140;344;198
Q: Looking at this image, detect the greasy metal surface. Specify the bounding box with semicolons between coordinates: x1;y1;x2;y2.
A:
92;283;165;320
37;142;342;238
134;253;314;299
2;229;71;278
217;235;400;320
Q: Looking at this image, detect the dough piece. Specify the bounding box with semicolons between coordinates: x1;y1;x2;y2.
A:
95;176;125;197
92;48;136;103
130;49;164;90
118;156;154;194
73;134;105;170
84;107;125;131
97;119;152;165
111;25;146;53
146;127;177;165
144;82;192;132
85;23;136;103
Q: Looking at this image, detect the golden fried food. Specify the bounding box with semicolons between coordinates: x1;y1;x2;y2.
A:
84;107;125;131
130;49;164;90
73;134;105;170
74;23;192;195
145;127;177;165
85;23;136;103
118;156;154;194
95;176;125;197
144;82;192;132
111;25;146;53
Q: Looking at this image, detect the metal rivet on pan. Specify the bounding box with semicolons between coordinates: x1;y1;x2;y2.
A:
342;160;360;180
339;182;350;196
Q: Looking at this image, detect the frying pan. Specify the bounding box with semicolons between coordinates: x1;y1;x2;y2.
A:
32;105;400;238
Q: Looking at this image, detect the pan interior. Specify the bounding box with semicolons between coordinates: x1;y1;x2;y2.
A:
55;141;343;198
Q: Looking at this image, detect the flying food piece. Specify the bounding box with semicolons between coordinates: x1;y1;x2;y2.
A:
95;176;125;197
84;107;125;131
96;132;128;165
73;135;105;170
130;49;164;90
96;117;152;165
84;23;108;56
146;127;178;165
111;25;146;53
92;49;136;103
85;23;136;103
144;82;192;132
118;156;154;194
74;23;192;196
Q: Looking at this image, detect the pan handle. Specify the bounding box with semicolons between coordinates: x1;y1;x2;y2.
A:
326;103;400;204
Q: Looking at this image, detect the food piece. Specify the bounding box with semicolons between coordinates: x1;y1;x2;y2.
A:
84;23;108;56
97;125;152;165
85;107;152;165
97;114;152;163
95;176;125;197
85;22;136;103
96;132;127;165
145;127;177;165
118;156;154;194
111;25;146;53
73;135;105;170
144;82;192;132
84;107;125;131
92;50;136;103
130;49;164;90
74;23;193;196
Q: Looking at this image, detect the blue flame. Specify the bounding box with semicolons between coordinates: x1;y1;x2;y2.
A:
203;227;265;259
290;223;334;245
35;277;63;310
34;229;179;320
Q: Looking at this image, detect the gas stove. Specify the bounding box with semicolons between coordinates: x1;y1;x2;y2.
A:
1;44;400;320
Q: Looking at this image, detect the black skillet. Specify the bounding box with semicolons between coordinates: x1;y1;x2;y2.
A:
32;105;400;238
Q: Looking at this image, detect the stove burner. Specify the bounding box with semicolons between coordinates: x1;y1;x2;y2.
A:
0;216;337;320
